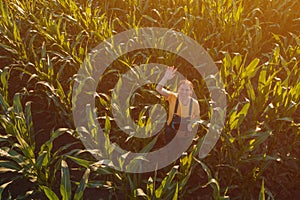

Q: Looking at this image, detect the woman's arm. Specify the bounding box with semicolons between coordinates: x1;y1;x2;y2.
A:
188;100;200;131
156;66;177;97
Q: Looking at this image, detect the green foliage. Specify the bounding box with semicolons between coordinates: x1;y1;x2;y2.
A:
0;0;299;199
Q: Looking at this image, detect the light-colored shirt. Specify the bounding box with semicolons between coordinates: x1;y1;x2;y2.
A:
165;92;200;125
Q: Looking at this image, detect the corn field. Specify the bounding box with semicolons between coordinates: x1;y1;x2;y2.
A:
0;0;299;199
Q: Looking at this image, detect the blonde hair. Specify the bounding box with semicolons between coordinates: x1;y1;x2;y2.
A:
178;79;193;89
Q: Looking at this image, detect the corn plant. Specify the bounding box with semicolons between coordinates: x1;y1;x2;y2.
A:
0;92;70;198
1;0;300;199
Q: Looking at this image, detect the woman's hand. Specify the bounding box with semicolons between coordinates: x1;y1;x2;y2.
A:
156;66;177;97
163;66;177;81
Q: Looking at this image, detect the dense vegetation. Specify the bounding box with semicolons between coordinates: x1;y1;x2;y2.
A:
0;0;299;199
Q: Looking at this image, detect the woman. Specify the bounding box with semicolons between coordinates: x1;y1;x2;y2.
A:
156;66;200;142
